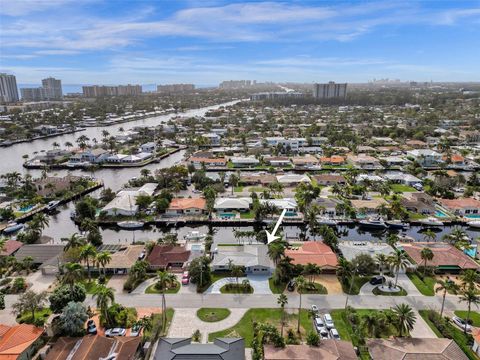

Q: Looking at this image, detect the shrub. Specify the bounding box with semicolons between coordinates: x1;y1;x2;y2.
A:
306;331;320;346
192;329;201;342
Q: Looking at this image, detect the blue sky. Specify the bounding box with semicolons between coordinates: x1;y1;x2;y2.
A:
1;0;479;86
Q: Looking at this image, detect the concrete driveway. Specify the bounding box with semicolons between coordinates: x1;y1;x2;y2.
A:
205;275;272;294
359;273;421;296
410;310;438;338
26;272;57;293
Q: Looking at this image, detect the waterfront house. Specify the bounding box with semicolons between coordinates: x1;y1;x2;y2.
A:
239;173;276;186
201;133;221;146
347;154;382;169
312;197;342;217
276;174;311;186
338;241;395;262
34;175;82;197
264;341;357;360
71;148;110;164
284;241;338;273
0;239;23;257
259;198;297;215
351;198;388;215
230;156;260;168
214;197;252;212
188;156;226;169
406;149;442;167
0;324;44;360
384;173;422;187
400;192;435;214
95;244;144;275
438;197;480;216
147;244;191;271
211;244;273;274
14;244;65;274
312;174;346;186
291;155;319;169
102;183;156;216
263;156;291;167
166;198;206;216
154;338;245;360
139;142;156;153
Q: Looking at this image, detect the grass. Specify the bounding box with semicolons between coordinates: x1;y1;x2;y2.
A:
268;277;286;294
81;276;112;294
219;284;253;294
408;212;427;220
208;308;312;346
143;308;175;341
407;272;436;296
145;280;180;294
455;311;480;327
197;308;231;322
391;184;416;193
240;211;255;219
233;186;244;192
301;282;328;294
372;286;407;296
16;308;52;326
340;275;370;295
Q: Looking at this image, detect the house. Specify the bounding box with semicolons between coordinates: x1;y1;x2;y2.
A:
260;198;297;215
45;335;141;360
284;241;338;272
350;198;388;215
139;142;156;153
96;245;144;275
312;174;346;186
338;241;395;262
276;174;311;186
399;242;479;273
401;192;435;214
147;244;191;271
211;244;273;274
312;197;342;217
319;155;345;166
14;244;65;272
102;183;156;216
264;341;357;360
405;139;428;148
438;198;480;216
384;173;422;186
472;328;480;357
230;156;260;168
153;338;245;360
214;198;252;212
239;173;276;186
406;149;442;167
0;324;44;360
443;153;466;167
0;239;23;257
33;175;82;197
188;156;226;169
347;154;382;169
367;338;467;360
202;133;221;146
70;148;110;164
166;198;206;216
380;156;409;167
291;155;319;169
263;156;291;167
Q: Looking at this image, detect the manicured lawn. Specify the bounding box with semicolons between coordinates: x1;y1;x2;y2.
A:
407;272;436;296
219;284;253;294
391;184;416;193
302;282;328;294
197;308;231;322
268;277;286;294
372;286;407;296
143;308;175;340
16;308;52;326
233;186;244;192
240;211;255;219
145;280;180;294
408;212;427;220
340;276;370;295
455;311;480;327
81;277;112;294
208;308;312;346
248;186;267;193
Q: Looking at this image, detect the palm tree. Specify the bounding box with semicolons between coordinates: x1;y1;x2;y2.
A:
156;270;176;329
277;293;288;338
296;275;307;333
422;229;436;242
443;226;467;246
459;287;480;333
61;262;84;290
61;233;86;251
267;242;285;266
231;265;243;285
436;279;460;317
375;253;388;281
388;250;409;289
229;174;239;195
362;312;379;337
420;248;434;277
80;244;97;280
96;251;112;276
336;257;353;285
93;285;115;325
30;213;49;232
392;303;416;337
460;269;480;290
386;233;399;248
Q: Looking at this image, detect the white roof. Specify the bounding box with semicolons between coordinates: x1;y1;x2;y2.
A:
214;197;252;210
230;157;260;164
260;198;297;210
276;174;311;184
212;244;272;268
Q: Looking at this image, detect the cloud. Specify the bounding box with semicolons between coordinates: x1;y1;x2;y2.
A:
0;0;85;16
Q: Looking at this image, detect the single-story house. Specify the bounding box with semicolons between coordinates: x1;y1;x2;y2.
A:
0;324;44;360
0;239;23;257
33;175;82;197
260;198;297;215
188;157;226;169
319;155;346;165
97;245;144;275
384;173;422;186
147;244;191;271
166;198;206;216
438;198;480;216
284;241;338;272
350;198;388;215
401;192;435;214
405;139;428;149
312;197;342;217
214;198;252;212
230;156;260;168
338;241;395;262
154;338;245;360
399;242;479;272
291;155;319;169
312;174;346;186
276;174;311;186
264;156;291;167
139;142;156;153
102;183;156;216
211;244;273;274
239;173;276;186
347;154;382;169
264;341;357;360
367;338;467;360
14;244;65;267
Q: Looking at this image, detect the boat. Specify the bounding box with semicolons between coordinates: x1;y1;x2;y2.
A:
385;220;410;230
398;234;415;242
419;217;444;227
3;222;24;234
468;220;480;229
117;220;145;230
316;216;338;226
184;231;207;241
46;200;61;211
358;217;387;229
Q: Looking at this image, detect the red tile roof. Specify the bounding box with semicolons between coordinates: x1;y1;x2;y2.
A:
168;198;206;211
439;198;480;210
0;324;43;360
147;245;190;268
285;241;338;269
0;240;23;256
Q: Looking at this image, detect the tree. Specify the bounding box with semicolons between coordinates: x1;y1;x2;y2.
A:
422;229;436;242
436;279;460;317
277;294;288;338
80;244;97;280
61;233;86;251
351;253;376;276
420;248;434;277
75;197;97;220
96;251;112;276
336;257;353;285
61;262;84;290
375;253;388;279
388;250;409;288
93;285;115;325
58;302;88;336
229;174;239;196
136;194;152;211
231;265;244;285
156;270;176;329
188;256;212;290
306;331;320;346
296;275;307;333
49;284;87;313
12;290;48;323
392;303;416;337
459;287;480;333
267;242;285;266
460;269;480;290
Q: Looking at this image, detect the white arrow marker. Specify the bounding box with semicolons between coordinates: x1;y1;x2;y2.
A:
266;208;287;244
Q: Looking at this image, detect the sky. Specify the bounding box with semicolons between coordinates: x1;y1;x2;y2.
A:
1;0;479;87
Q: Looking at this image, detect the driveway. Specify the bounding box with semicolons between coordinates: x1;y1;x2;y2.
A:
107;275;127;293
205;275;272;294
410;310;437;338
359;273;421;296
26;272;57;293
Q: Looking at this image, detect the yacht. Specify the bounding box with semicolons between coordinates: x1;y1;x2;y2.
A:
358;217;387;229
117;220;145;230
468;220;480;229
316;216;338;226
184;231;207;241
3;222;24;234
385;220;410;230
46;200;61;212
419;217;444;227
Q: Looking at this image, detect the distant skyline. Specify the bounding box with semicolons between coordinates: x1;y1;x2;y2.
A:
1;0;479;85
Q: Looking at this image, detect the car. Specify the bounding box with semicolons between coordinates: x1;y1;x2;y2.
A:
369;275;385;285
86;320;97;335
313;317;328;337
287;280;296;291
130;325;142;337
329;328;340;340
323;313;334;329
311;305;319;313
452;316;471;332
105;328;126;337
182;276;190;285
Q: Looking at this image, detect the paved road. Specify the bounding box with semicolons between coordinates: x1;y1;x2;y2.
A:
205;275;272;294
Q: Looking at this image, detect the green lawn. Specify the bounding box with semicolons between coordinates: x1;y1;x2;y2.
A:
302;282;328;294
233;186;244;192
455;311;480;327
145;280;180;294
340;276;370;295
197;308;231;322
16;308;52;326
391;184;416;193
407;272;436;296
240;211;255;219
197;272;234;293
208;308;312;346
81;277;112;294
219;284;253;294
408;212;427;220
143;308;175;341
268;277;286;294
372;286;407;296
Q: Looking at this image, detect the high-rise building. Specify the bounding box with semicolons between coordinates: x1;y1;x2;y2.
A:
41;77;62;99
82;84;142;97
20;87;47;101
157;84;195;94
0;73;19;103
313;81;347;99
219;80;256;89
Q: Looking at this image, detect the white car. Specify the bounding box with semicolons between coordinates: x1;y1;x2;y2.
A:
313;317;329;338
311;305;319;313
329;328;340;340
324;313;334;329
452;316;471;332
105;328;126;337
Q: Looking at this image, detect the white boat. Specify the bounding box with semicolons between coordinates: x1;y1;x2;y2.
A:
468;220;480;229
117;220;145;229
3;222;24;234
46;200;61;211
359;217;387;229
385;220;410;230
184;231;206;241
316;216;338;226
419;217;444;227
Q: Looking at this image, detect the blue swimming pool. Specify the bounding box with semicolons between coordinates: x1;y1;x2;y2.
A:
465;214;480;219
220;213;236;219
435;210;449;218
19;205;34;213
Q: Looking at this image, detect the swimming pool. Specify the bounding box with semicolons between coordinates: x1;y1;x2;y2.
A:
219;213;236;219
465;214;480;219
435;210;449;218
19;205;34;213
